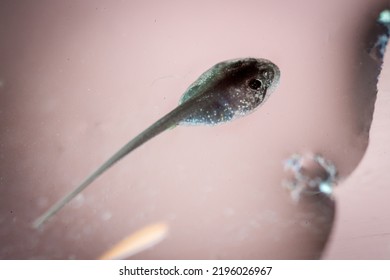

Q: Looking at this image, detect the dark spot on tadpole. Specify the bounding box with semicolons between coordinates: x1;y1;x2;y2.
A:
248;79;262;90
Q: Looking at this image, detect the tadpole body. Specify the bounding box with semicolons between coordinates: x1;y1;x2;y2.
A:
33;58;280;228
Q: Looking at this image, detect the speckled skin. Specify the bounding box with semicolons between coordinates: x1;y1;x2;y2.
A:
180;58;280;125
33;58;280;228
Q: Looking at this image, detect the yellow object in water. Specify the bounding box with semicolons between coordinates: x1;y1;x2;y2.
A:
99;222;169;260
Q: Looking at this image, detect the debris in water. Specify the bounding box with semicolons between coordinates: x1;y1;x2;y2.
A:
282;153;337;202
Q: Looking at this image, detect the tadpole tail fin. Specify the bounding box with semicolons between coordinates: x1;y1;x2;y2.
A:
33;103;192;229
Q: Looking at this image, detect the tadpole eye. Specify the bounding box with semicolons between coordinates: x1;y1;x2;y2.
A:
248;79;262;90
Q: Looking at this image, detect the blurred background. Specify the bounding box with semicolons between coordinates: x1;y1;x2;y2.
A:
0;0;390;259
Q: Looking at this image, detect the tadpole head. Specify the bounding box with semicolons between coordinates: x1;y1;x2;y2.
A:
180;58;280;125
228;58;280;115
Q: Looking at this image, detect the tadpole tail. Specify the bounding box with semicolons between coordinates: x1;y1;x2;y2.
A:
33;101;195;229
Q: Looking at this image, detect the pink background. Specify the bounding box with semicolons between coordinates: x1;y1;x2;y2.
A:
0;0;389;259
